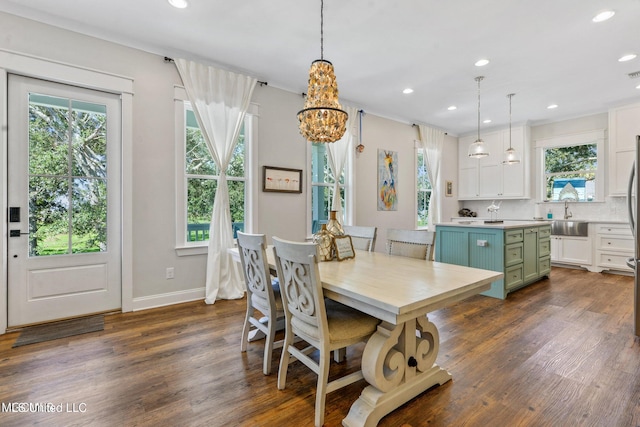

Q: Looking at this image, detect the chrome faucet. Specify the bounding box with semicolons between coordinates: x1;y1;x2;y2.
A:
564;200;573;220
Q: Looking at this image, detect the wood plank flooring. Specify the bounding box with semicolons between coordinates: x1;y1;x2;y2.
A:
1;267;639;426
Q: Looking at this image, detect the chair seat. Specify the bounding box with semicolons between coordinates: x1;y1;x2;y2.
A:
326;300;379;344
291;299;378;345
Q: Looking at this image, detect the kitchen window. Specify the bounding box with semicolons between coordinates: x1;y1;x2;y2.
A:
536;130;604;202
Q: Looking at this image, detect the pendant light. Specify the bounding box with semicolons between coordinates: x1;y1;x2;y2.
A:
503;93;521;165
297;0;348;143
355;109;365;154
468;76;489;158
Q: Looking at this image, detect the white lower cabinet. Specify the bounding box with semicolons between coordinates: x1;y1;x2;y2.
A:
550;235;592;266
594;223;633;273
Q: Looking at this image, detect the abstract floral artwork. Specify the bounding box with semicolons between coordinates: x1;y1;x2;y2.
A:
377;149;397;211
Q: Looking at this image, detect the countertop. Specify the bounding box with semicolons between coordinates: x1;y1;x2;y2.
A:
449;218;630;225
437;220;550;229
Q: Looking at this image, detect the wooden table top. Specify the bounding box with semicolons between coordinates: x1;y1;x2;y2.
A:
230;247;503;324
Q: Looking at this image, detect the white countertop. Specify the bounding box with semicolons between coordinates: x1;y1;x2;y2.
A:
437;220;550;229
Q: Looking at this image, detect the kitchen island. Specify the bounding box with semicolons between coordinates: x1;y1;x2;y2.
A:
435;221;551;299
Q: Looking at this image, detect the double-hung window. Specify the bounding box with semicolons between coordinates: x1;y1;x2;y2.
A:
536;130;604;202
416;149;432;227
175;87;256;254
309;143;351;234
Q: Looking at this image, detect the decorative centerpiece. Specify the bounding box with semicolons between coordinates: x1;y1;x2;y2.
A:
313;224;334;261
484;200;503;224
325;210;344;236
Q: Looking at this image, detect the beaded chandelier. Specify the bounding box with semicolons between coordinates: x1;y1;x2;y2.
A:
297;0;348;143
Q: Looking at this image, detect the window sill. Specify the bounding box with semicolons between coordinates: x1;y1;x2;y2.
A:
175;245;208;257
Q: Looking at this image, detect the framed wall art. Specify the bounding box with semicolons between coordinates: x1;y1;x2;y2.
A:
262;166;303;193
445;180;453;197
377;149;398;211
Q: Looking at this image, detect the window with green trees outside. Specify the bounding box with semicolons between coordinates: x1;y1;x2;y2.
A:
185;108;246;242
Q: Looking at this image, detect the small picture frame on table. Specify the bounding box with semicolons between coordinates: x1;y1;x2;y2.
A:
333;235;355;261
262;166;303;193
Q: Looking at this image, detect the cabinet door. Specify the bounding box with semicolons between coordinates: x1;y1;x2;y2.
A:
550;237;560;262
523;228;539;282
559;236;592;264
478;163;501;197
459;167;478;199
501;127;526;197
609;103;640;195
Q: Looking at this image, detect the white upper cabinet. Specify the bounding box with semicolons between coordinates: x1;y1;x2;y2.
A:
458;126;530;200
609;103;640;196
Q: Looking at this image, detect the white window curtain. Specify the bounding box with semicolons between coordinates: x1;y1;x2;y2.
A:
175;59;257;303
418;125;445;227
326;105;358;223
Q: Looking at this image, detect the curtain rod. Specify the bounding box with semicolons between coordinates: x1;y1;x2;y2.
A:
164;57;267;86
412;123;447;135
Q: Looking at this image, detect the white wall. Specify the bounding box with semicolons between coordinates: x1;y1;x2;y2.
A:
0;11;451;309
349;115;458;251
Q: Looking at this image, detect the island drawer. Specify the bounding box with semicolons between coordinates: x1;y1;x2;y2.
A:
505;229;524;244
505;242;524;266
539;238;551;257
538;226;552;239
505;264;524;290
539;256;551;275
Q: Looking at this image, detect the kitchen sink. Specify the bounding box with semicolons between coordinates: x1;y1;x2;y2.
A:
550;220;588;237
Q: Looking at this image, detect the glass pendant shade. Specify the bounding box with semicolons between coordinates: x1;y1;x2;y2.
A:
468;138;489;158
297;59;348;143
503;146;520;164
468;76;489;158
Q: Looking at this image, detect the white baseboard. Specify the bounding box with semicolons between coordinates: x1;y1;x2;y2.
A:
131;287;206;312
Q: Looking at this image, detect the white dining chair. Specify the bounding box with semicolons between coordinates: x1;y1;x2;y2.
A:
386;228;436;261
342;225;377;252
237;232;285;376
272;237;379;427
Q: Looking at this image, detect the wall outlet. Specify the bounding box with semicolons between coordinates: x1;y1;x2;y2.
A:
166;267;175;279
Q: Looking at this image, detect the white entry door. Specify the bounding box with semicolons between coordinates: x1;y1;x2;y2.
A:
8;75;122;327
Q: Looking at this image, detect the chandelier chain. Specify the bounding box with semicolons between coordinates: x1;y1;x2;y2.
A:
320;0;324;60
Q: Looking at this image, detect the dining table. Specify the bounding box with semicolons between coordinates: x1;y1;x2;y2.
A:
229;246;503;427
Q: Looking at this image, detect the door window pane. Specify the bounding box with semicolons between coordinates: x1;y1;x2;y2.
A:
71;100;107;178
28;93;109;256
29;94;69;176
72;178;107;253
28;176;69;256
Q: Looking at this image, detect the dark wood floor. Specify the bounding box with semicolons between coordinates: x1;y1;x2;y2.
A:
1;267;639;427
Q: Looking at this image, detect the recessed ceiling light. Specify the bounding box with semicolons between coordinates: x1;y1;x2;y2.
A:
619;54;637;62
636;84;640;89
547;104;558;109
447;105;457;111
168;0;188;8
592;10;615;22
402;88;414;94
483;119;492;124
475;59;490;67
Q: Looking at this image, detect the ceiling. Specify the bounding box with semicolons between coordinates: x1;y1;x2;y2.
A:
1;0;639;136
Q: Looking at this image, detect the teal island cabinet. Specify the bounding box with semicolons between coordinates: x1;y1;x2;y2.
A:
435;221;551;299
